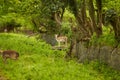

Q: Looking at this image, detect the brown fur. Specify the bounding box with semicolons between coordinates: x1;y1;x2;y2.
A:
0;50;19;63
55;34;68;47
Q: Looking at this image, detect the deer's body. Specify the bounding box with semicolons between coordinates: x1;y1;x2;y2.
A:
0;50;19;63
55;34;67;47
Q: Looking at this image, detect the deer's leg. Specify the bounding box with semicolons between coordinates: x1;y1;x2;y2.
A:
3;57;7;64
58;41;60;47
66;41;67;47
65;38;67;47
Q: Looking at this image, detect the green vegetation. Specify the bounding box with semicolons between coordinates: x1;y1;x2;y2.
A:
0;0;120;80
90;26;116;46
0;33;120;80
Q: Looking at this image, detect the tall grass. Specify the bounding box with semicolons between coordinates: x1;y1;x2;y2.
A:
0;33;120;80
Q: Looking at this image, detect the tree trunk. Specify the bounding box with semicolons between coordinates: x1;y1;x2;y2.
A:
110;17;120;42
67;0;92;59
96;0;103;36
88;0;97;35
88;0;103;37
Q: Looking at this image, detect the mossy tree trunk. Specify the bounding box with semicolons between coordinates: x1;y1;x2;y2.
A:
66;0;103;60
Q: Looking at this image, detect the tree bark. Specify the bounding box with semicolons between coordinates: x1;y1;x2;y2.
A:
88;0;103;37
96;0;103;36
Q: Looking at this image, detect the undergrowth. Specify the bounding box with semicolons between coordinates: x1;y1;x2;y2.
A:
0;33;120;80
90;26;116;46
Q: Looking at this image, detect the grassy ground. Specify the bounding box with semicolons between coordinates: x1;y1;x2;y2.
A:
0;33;120;80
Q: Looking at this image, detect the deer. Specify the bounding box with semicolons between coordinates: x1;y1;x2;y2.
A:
0;50;19;63
55;34;68;47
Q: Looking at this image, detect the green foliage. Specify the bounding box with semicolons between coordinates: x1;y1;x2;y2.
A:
61;22;71;37
0;0;76;34
90;26;115;46
0;33;120;80
0;13;35;31
60;10;75;38
103;0;120;13
0;33;51;55
0;0;42;32
88;61;120;80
